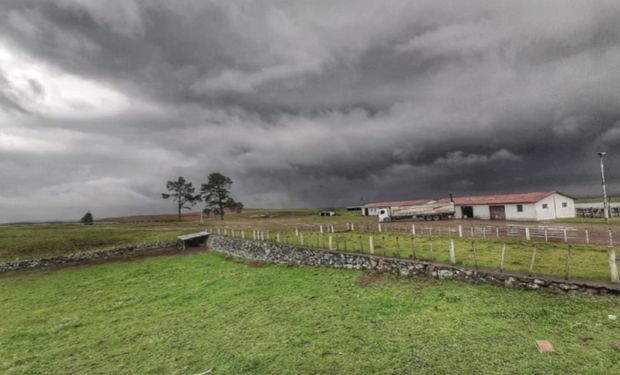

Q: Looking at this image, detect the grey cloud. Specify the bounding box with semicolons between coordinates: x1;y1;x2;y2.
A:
1;1;620;222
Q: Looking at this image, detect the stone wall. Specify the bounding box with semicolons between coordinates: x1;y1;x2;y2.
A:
209;235;620;296
0;241;177;273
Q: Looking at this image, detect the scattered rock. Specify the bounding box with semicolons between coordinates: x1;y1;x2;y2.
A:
536;340;555;353
437;270;455;279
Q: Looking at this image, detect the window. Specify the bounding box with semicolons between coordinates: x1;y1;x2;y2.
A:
516;204;523;212
542;203;548;209
562;202;567;208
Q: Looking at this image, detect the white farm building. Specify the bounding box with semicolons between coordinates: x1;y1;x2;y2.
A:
444;191;575;221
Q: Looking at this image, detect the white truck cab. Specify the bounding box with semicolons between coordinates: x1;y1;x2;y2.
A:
378;208;391;222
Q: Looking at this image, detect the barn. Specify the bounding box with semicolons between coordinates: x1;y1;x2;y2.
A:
361;199;432;216
444;191;575;221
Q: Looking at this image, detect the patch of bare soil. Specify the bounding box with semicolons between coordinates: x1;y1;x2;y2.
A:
246;260;270;267
359;271;384;287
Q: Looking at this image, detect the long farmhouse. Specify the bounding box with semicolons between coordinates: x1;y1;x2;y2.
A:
362;191;575;221
443;191;575;221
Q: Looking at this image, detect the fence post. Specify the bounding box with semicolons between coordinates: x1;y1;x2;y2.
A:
470;227;474;237
609;229;614;246
458;225;463;238
412;224;416;236
295;227;299;236
563;228;568;243
529;247;537;275
609;246;619;283
482;227;486;239
499;243;506;272
496;226;499;239
429;239;434;260
276;232;280;243
261;231;265;241
585;229;589;244
472;240;478;269
320;225;323;233
241;230;245;239
378;223;382;233
351;223;355;231
449;239;456;265
328;235;333;250
525;227;531;241
300;233;304;246
369;236;374;254
564;245;571;280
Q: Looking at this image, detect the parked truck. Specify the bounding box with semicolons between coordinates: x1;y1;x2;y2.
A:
378;201;455;222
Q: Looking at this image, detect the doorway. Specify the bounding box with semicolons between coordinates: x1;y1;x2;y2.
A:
461;206;474;219
489;205;506;220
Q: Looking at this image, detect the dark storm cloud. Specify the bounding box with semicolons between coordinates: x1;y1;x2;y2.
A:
1;0;620;222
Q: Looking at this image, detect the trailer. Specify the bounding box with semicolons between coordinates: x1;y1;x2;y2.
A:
378;202;455;222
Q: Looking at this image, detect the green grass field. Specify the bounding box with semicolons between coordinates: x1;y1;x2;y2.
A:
2;252;620;374
0;209;375;263
0;222;203;262
1;212;617;282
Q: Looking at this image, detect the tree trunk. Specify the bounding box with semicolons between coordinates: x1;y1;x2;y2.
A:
178;204;182;221
219;203;224;220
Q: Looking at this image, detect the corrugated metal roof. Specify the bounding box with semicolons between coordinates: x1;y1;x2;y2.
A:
363;199;432;208
439;191;571;205
177;231;210;241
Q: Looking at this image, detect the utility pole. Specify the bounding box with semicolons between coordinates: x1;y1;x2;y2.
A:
598;152;610;222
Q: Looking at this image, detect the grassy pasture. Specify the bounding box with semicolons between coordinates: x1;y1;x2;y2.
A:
0;209;375;262
0;223;199;262
2;252;620;374
1;207;617;282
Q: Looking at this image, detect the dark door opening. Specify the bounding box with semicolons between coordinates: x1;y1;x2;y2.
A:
489;205;506;220
461;206;474;219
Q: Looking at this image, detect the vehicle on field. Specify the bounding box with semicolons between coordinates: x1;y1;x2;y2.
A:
378;201;455;222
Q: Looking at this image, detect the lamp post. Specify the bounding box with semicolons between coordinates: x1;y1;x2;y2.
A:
597;152;609;222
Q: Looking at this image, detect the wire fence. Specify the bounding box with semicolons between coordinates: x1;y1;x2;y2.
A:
211;221;620;246
209;225;620;284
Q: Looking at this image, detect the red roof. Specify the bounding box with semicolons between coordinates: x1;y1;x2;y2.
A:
440;191;568;205
363;199;432;208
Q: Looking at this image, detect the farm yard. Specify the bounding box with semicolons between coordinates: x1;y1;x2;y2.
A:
3;209;620;373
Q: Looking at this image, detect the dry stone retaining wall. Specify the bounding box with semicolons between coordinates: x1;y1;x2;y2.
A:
0;241;177;273
209;235;620;296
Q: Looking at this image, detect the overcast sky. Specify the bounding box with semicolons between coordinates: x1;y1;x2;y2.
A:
1;1;620;222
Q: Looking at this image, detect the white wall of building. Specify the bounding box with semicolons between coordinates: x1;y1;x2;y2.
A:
504;203;537;220
473;205;490;219
535;193;575;220
454;193;575;221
